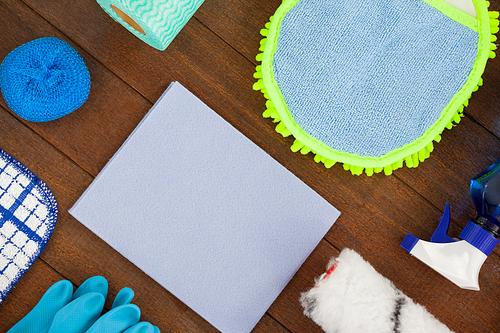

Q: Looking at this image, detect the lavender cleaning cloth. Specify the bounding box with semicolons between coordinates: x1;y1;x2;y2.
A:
69;82;340;333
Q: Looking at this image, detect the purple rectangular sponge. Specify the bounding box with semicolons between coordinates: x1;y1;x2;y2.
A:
70;82;340;333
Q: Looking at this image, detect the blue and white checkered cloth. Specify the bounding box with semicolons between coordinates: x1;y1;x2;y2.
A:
0;149;58;304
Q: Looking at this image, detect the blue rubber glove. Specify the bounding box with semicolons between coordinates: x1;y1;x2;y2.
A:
123;322;158;333
108;287;160;333
8;276;160;333
7;276;108;333
47;292;105;333
7;280;73;333
85;304;141;333
71;276;108;301
111;287;134;309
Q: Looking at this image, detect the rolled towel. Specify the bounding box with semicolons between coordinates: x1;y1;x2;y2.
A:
300;249;453;333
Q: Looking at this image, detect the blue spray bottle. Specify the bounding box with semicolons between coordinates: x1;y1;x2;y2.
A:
401;159;500;290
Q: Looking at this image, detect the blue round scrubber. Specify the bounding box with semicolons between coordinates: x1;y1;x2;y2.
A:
0;37;90;122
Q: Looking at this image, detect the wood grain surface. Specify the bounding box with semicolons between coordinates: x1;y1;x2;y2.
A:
0;0;500;332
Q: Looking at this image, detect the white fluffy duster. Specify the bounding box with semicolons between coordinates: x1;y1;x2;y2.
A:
300;249;454;333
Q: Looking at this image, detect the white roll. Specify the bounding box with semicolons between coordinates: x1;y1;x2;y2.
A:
300;249;454;333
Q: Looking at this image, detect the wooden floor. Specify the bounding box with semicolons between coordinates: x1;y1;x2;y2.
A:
1;0;500;332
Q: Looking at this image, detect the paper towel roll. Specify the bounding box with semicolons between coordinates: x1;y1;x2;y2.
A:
96;0;205;50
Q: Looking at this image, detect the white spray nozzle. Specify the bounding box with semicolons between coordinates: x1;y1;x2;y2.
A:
401;203;498;290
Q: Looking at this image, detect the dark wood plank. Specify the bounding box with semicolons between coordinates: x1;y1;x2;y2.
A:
18;0;500;222
267;241;339;333
195;0;281;63
252;316;291;333
396;117;500;242
1;0;500;332
466;57;500;137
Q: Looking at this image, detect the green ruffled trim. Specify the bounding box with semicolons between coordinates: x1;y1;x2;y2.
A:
422;0;479;32
253;0;499;176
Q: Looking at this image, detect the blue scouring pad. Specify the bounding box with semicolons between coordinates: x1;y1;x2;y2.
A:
0;37;90;122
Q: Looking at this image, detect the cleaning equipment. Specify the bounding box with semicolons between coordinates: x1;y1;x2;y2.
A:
401;158;500;290
8;276;161;333
7;277;107;333
122;322;159;333
47;293;106;333
0;148;58;304
300;249;454;333
95;0;205;51
111;287;135;308
253;0;499;176
85;304;141;333
0;37;90;122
